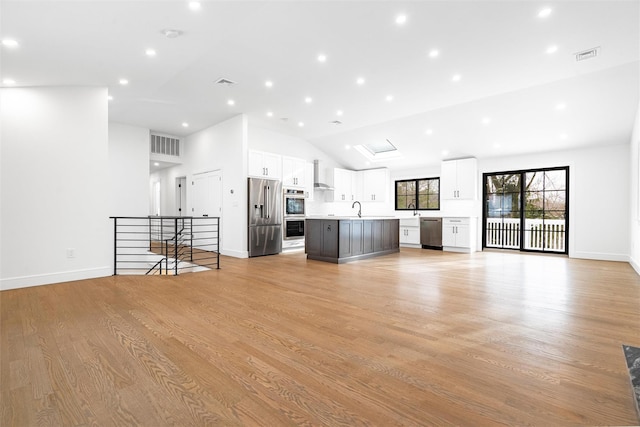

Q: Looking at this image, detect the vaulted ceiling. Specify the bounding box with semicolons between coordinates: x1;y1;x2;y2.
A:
2;1;638;170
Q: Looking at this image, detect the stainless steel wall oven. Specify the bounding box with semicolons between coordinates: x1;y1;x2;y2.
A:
284;188;305;216
284;218;305;240
283;188;305;241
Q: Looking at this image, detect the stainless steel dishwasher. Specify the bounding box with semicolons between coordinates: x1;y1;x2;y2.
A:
420;217;443;249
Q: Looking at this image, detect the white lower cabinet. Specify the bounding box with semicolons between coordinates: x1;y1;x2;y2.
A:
399;218;420;247
400;227;420;246
442;217;476;253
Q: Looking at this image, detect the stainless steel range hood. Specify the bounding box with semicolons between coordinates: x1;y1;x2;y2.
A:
313;159;333;190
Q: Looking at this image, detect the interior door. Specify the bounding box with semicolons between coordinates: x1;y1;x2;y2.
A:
191;171;223;250
192;171;222;217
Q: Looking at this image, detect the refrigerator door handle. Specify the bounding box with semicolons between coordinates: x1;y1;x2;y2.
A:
265;185;270;219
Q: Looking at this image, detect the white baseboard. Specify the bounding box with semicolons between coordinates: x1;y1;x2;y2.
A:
221;248;248;258
570;251;629;262
400;243;421;249
443;246;474;253
630;257;640;276
1;266;112;291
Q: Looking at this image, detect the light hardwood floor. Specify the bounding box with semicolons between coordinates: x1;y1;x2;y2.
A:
2;248;639;426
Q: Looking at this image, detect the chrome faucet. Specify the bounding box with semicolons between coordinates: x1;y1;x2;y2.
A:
352;200;361;218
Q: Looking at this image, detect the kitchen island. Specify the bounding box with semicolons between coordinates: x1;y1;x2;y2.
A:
305;217;399;263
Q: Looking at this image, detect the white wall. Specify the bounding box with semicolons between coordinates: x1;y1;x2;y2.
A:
389;145;631;262
0;87;111;290
629;102;640;273
151;115;247;257
479;144;630;261
108;122;149;216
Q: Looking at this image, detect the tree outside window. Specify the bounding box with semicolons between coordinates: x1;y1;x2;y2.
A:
395;178;440;210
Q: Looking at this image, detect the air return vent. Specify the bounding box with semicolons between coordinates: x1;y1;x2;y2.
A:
215;78;236;85
150;133;181;157
575;47;600;61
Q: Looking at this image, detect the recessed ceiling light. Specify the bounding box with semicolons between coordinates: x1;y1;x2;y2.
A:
385;95;394;102
345;145;351;150
154;162;160;166
317;54;327;63
555;103;566;111
356;77;365;85
442;150;449;156
298;122;305;127
182;122;189;127
493;143;501;149
304;97;313;104
188;1;201;11
546;45;558;54
1;39;18;48
429;49;439;58
265;80;273;88
145;49;156;57
119;78;129;85
2;78;16;85
425;129;433;135
336;110;344;116
227;99;235;106
395;14;407;25
451;74;461;82
559;133;568;140
266;111;273;117
482;117;491;125
538;8;552;18
107;95;113;101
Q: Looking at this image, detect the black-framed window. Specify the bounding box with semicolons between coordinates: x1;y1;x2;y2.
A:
395;178;440;210
483;166;568;254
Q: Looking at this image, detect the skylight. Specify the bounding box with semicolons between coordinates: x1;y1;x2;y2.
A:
354;139;403;162
364;139;397;155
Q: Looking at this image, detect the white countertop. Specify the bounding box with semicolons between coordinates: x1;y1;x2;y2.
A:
305;215;397;220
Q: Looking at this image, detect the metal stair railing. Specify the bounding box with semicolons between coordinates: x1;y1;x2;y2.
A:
110;216;220;275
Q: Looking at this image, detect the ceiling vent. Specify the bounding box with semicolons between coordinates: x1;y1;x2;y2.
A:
215;78;236;85
575;47;600;62
161;29;183;39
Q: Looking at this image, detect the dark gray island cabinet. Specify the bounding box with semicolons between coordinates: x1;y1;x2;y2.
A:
305;218;399;263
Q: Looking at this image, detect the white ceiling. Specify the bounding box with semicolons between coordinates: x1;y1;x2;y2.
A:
2;0;639;171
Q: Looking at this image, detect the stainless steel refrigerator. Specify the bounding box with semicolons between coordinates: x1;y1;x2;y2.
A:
248;178;282;257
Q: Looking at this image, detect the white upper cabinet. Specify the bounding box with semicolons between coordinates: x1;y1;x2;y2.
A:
328;168;356;202
359;168;389;202
282;156;306;188
304;161;314;200
440;158;477;200
249;150;282;179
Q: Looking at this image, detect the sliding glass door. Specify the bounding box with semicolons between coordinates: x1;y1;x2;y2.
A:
483;167;568;254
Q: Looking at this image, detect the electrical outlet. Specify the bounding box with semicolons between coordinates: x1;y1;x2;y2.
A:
66;248;76;258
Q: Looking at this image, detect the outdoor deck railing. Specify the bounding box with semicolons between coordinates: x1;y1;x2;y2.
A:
486;218;565;252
